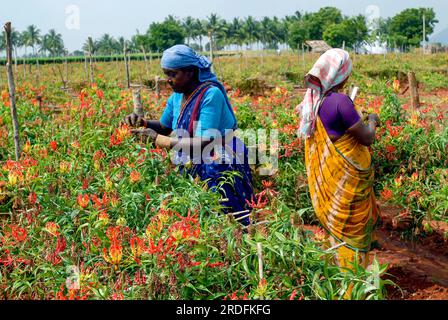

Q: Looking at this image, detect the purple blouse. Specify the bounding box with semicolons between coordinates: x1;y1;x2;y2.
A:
318;92;360;139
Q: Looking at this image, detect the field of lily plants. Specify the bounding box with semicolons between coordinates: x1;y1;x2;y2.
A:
0;51;447;300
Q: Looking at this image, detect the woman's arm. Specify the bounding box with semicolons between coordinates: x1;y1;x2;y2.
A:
143;120;173;136
131;128;215;151
346;114;380;146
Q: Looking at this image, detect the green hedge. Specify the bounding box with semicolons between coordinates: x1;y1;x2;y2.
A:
0;52;237;66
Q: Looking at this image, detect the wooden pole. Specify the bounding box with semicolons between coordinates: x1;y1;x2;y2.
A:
257;242;264;300
408;71;420;109
89;52;94;85
64;56;68;87
35;48;40;85
124;43;130;89
155;75;160;99
132;90;144;117
87;38;94;85
141;46;149;79
302;43;305;69
208;31;214;72
83;53;88;83
297;43;300;66
4;22;21;162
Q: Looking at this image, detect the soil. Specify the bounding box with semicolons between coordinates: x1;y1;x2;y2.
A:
372;88;448;300
301;202;448;300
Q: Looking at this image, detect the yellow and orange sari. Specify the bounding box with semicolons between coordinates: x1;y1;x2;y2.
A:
305;117;379;270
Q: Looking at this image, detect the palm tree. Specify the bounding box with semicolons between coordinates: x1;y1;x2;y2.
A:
97;34;117;55
230;18;246;51
117;37;130;53
41;29;64;57
0;32;5;57
260;17;276;49
195;19;206;51
243;16;260;49
183;16;197;46
82;37;97;55
205;13;226;56
22;25;41;58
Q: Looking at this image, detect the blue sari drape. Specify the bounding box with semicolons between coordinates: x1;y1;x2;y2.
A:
175;83;253;226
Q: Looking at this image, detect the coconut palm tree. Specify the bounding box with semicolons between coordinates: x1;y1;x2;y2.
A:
243;16;260;49
22;25;41;58
205;13;226;53
0;32;5;57
97;34;117;55
195;19;206;51
82;37;98;55
228;18;244;51
259;17;277;49
41;29;64;57
183;16;197;46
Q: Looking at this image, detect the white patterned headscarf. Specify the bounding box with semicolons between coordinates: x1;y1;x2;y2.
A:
298;49;353;138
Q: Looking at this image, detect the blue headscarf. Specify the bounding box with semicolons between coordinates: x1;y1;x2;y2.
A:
161;45;237;129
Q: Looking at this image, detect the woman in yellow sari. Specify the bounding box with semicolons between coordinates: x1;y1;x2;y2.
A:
298;49;380;270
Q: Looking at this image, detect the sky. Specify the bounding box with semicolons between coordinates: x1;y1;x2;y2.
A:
1;0;447;51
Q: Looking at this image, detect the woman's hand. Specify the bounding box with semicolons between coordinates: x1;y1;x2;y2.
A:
363;113;381;127
123;113;147;128
367;113;381;127
130;128;158;141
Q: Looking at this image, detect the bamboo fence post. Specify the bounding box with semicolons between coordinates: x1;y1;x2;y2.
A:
208;31;214;72
64;56;68;87
0;62;3;86
132;90;144;117
141;46;149;79
302;43;305;69
89;50;94;85
257;242;264;300
87;38;94;85
23;56;26;80
4;22;21;162
124;43;130;89
84;53;89;83
408;71;420;110
115;54;120;83
155;75;160;99
297;43;300;66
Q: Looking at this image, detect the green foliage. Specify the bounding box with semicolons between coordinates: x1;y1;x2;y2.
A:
388;8;438;49
146;19;186;52
323;15;368;50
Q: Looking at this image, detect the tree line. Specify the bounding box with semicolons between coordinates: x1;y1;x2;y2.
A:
0;7;439;61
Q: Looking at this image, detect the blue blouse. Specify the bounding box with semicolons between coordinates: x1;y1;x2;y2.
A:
160;87;236;139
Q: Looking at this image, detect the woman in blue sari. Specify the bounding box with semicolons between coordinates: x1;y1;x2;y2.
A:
124;45;253;226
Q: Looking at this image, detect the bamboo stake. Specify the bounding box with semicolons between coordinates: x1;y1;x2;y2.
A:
64;56;68;87
87;38;94;85
408;71;420;109
84;53;88;83
115;55;120;83
124;43;130;89
141;46;149;79
208;31;214;73
132;90;144;117
4;22;21;162
89;50;94;85
155;75;160;99
302;43;305;69
257;242;264;300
